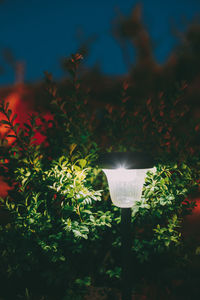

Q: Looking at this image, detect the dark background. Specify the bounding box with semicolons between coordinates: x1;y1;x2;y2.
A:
0;0;200;85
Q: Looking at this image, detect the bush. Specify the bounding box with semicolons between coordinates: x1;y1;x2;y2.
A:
0;54;199;299
0;55;113;299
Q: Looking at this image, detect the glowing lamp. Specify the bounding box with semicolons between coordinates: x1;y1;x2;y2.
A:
99;152;154;208
98;152;155;300
103;168;151;208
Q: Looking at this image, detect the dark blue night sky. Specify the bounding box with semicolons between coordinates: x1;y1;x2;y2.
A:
0;0;200;85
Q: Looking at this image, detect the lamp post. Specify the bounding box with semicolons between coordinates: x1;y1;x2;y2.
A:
98;152;154;300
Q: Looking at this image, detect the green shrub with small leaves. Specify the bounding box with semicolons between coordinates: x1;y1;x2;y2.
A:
132;161;199;260
0;54;200;299
96;80;200;290
0;54;113;299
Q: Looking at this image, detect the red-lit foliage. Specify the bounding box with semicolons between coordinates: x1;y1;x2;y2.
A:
0;85;55;197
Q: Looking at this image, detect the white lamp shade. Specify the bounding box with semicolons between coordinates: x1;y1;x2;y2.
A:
103;168;151;208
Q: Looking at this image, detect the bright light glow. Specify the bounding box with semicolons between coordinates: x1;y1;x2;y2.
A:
103;167;153;208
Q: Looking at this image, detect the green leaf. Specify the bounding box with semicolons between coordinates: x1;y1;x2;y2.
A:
7;109;12;118
11;114;17;123
70;143;77;155
79;159;87;168
1;120;10;125
24;123;32;131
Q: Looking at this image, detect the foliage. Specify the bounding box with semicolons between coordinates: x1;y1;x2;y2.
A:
0;55;112;299
132;161;199;261
101;81;197;157
0;54;200;299
91;76;200;293
98;78;200;270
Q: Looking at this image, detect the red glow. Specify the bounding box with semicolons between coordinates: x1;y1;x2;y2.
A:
0;92;20;144
0;176;13;197
0;87;54;145
0;87;54;196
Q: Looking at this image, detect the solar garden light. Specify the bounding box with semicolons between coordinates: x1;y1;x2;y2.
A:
98;152;155;300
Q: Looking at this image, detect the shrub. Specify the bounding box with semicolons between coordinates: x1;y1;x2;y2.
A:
0;54;199;299
0;55;112;299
